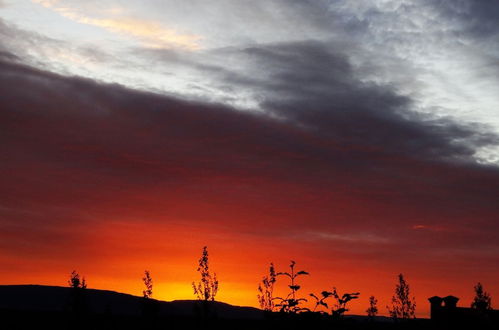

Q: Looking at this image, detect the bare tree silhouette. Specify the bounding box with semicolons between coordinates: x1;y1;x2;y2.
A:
387;273;416;320
471;282;492;310
273;261;309;313
257;263;277;311
142;270;153;299
192;246;219;301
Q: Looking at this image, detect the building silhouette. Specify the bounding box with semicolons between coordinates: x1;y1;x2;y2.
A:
428;295;498;328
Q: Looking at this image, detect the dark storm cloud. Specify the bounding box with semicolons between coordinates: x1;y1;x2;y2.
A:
203;40;499;163
1;46;499;260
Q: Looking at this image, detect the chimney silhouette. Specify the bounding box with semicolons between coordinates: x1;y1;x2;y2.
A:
429;296;443;320
443;296;459;309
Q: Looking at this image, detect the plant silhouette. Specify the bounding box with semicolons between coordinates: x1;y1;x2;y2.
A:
273;260;310;313
387;273;416;320
366;295;378;319
471;282;492;310
330;287;360;317
192;246;219;301
142;270;153;299
141;270;159;321
67;270;87;317
257;262;277;311
68;270;87;289
309;291;333;313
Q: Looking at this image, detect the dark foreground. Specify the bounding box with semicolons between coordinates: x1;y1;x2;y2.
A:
0;309;434;330
0;285;497;329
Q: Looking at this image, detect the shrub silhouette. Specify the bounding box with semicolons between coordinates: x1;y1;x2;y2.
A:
257;262;277;311
273;260;309;313
142;270;153;299
309;291;333;313
67;270;87;316
387;273;416;320
330;287;359;317
192;246;219;301
366;295;378;319
68;270;86;289
141;270;159;320
471;282;492;310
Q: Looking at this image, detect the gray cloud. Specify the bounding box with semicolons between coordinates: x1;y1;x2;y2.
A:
2;52;499;228
187;40;499;164
427;0;499;39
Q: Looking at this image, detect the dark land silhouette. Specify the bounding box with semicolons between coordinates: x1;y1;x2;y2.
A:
1;284;497;329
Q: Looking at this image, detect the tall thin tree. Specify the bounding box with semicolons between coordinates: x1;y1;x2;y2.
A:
142;270;153;299
387;274;416;320
192;246;219;301
366;295;378;319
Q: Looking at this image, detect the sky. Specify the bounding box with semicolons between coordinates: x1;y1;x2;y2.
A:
1;0;499;317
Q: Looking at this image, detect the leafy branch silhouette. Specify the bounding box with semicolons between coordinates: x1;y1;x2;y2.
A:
331;287;360;318
309;291;333;313
273;260;310;313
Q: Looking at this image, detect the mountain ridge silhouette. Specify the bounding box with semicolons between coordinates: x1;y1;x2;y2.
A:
0;284;263;319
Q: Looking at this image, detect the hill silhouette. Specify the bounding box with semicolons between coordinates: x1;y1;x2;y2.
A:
0;285;262;319
0;285;437;329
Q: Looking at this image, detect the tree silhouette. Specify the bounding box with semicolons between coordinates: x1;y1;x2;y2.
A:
68;270;86;289
387;273;416;320
257;262;277;311
471;282;492;310
273;260;309;313
366;295;378;319
67;270;87;317
192;246;219;301
330;288;360;318
142;270;153;299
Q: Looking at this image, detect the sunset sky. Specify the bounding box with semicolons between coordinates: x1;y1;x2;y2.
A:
1;0;499;317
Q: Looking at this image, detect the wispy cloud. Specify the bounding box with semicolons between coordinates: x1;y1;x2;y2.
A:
308;231;390;244
32;0;201;50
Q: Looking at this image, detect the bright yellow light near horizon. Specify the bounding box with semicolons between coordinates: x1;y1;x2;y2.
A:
154;282;259;307
32;0;202;50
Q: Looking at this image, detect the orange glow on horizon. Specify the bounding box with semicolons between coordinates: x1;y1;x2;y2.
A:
1;217;497;318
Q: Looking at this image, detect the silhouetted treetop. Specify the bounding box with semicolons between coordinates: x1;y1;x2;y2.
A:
387;273;416;320
192;246;219;301
471;282;492;310
68;270;86;289
142;270;153;299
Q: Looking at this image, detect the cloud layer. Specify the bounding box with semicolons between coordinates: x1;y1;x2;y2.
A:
1;48;499;313
1;0;499;315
